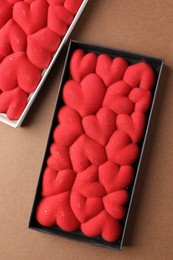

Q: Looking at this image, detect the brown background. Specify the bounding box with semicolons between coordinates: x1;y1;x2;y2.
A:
0;0;173;259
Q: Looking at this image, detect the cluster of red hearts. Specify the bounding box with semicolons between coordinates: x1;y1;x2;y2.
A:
0;0;83;120
36;49;156;242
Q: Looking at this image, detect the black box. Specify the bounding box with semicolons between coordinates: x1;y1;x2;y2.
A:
29;40;163;250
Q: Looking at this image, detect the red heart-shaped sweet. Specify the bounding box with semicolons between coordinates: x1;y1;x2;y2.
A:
96;54;128;86
47;143;72;171
0;52;41;93
116;112;146;143
0;19;27;60
48;5;74;36
0;87;28;120
27;27;61;69
13;0;48;35
64;0;83;15
69;49;97;82
103;190;129;219
63;74;106;117
81;210;122;242
70;165;105;223
99;161;134;193
36;191;80;231
69;134;107;172
71;192;103;223
53;106;84;146
106;130;140;165
82;107;116;146
0;0;12;29
129;87;152;112
42;167;76;197
103;80;134;114
123;62;156;90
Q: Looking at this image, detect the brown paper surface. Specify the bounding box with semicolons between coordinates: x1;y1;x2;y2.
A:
0;0;173;259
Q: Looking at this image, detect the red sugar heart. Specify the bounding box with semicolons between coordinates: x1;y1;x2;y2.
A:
13;0;48;35
42;167;76;197
27;27;61;69
70;165;105;222
99;161;134;193
64;0;83;15
0;87;28;120
63;73;106;117
36;191;80;231
0;0;12;29
81;210;122;242
0;52;41;93
70;134;107;172
129;88;152;113
0;19;27;60
106;130;140;165
47;143;72;171
103;80;134;115
53;106;84;146
72;165;106;198
96;54;128;86
70;191;104;223
103;190;129;219
82;107;116;146
69;49;97;82
123;62;156;90
48;5;74;36
116;112;146;143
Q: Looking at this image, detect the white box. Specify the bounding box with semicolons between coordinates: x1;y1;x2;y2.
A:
0;0;88;128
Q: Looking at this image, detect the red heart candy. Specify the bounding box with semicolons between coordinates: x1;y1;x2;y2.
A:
103;190;129;219
0;20;27;60
71;165;105;222
69;49;97;82
69;134;107;172
99;161;134;193
0;87;28;120
53;106;84;146
123;62;156;90
48;5;74;36
63;73;106;117
106;130;140;165
116;112;146;143
82;107;116;146
0;0;12;29
72;165;106;198
96;54;128;86
81;210;122;242
7;0;22;3
27;27;61;69
42;167;76;197
36;191;80;231
47;143;72;171
13;0;48;35
0;53;41;93
64;0;83;15
129;88;152;112
103;80;134;114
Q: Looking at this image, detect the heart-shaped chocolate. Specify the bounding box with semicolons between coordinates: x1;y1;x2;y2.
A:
116;112;146;143
82;107;116;145
129;87;152;112
123;62;155;90
96;54;128;86
63;73;106;117
69;49;97;82
106;130;140;165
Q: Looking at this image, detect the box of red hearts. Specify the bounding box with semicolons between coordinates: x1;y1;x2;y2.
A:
29;40;163;250
0;0;88;128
